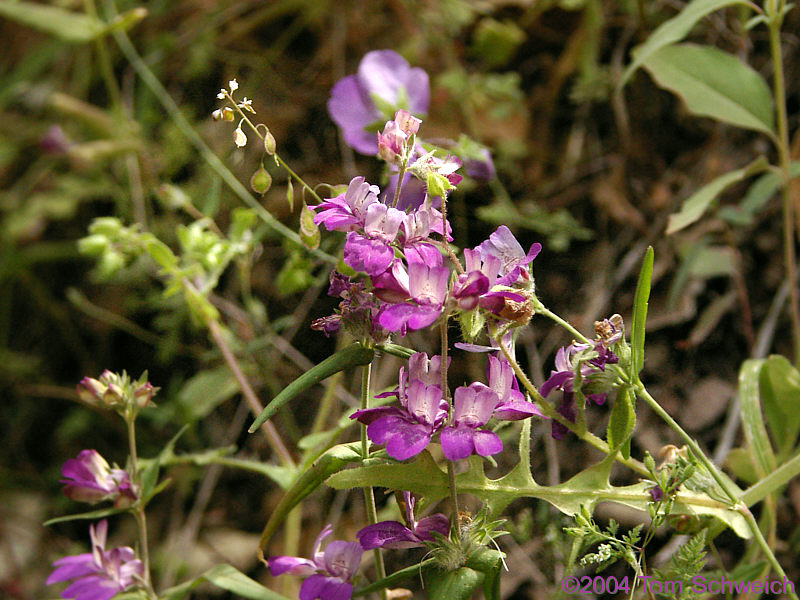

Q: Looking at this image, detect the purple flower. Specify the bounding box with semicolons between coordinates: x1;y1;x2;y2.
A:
440;383;503;461
351;378;447;461
60;450;136;506
476;225;541;287
342;202;405;276
357;492;449;550
47;520;143;600
540;341;618;439
486;355;543;420
328;50;429;155
313;176;380;233
464;148;495;180
268;525;362;600
377;261;449;334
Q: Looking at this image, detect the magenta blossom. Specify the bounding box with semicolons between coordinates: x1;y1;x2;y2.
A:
268;524;362;600
477;225;541;287
47;520;143;600
487;355;543;420
357;492;449;550
351;376;447;461
377;261;450;334
440;383;503;461
313;176;380;233
328;50;429;155
60;450;136;506
540;341;619;439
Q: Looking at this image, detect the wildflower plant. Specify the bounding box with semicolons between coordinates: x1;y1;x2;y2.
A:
37;2;800;599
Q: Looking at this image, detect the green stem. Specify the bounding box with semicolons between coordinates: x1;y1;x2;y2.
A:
107;16;335;264
741;449;800;506
766;10;800;367
125;416;156;599
359;363;387;600
441;316;461;535
534;301;592;345
225;94;323;205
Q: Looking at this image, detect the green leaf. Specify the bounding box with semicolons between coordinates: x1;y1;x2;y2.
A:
249;343;374;432
145;239;177;270
0;0;104;42
666;157;770;233
738;359;777;479
258;443;361;555
619;0;749;87
161;564;289;600
426;567;483;600
759;355;800;461
724;447;758;485
0;2;145;43
353;559;436;597
177;366;239;422
641;44;775;136
607;387;636;459
630;246;653;377
44;506;126;526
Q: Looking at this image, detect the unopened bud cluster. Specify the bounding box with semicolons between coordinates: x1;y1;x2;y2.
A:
77;370;158;414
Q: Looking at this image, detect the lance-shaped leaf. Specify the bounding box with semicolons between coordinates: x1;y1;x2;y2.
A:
257;443;361;559
667;156;769;234
738;359;777;479
630;247;653;378
161;564;290;600
640;44;775;137
619;0;749;87
249;343;374;432
353;559;436;597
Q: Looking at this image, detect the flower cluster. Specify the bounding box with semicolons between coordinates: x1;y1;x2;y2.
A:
357;491;449;550
76;370;157;414
541;315;626;439
60;450;137;507
47;521;143;600
351;352;541;461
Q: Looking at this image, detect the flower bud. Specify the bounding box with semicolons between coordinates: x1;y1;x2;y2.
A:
233;126;247;148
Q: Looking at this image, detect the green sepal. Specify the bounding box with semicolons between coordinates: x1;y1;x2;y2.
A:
249;343;374;432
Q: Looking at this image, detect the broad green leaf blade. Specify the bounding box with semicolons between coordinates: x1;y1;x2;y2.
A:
44;506;126;526
738;359;776;479
249;343;374;432
258;443;361;555
161;564;290;600
758;355;800;461
607;387;636;459
630;246;654;377
641;44;775;136
666;157;770;234
619;0;748;87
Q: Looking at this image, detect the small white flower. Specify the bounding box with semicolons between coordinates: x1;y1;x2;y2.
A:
229;79;239;92
233;127;247;148
238;98;255;113
217;90;226;99
212;109;223;121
